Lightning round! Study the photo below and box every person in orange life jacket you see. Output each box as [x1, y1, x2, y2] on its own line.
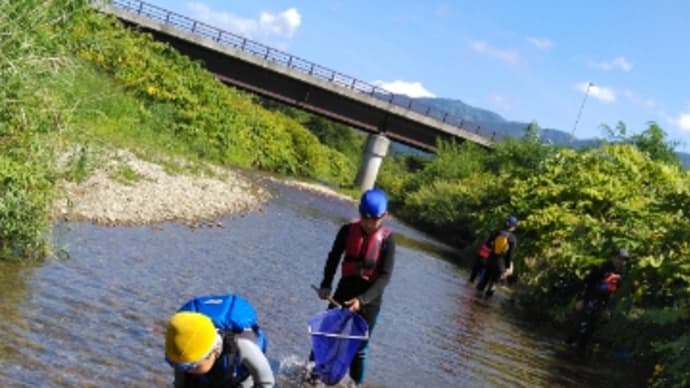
[474, 215, 518, 297]
[565, 249, 630, 350]
[309, 188, 396, 386]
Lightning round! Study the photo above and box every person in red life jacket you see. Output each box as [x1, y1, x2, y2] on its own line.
[307, 188, 396, 387]
[565, 248, 631, 352]
[474, 215, 518, 297]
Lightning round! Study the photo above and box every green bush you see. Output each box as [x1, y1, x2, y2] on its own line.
[380, 128, 690, 385]
[0, 152, 55, 260]
[0, 0, 74, 260]
[509, 145, 690, 385]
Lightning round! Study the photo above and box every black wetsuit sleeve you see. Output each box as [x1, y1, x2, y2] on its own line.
[358, 234, 396, 305]
[579, 264, 605, 300]
[320, 224, 350, 289]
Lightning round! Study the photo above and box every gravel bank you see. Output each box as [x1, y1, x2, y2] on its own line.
[52, 149, 270, 226]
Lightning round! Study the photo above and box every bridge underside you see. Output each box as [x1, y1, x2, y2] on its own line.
[121, 21, 487, 153]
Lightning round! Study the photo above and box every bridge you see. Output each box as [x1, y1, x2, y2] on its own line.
[99, 0, 497, 190]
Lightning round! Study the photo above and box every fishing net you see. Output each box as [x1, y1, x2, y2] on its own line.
[308, 309, 369, 385]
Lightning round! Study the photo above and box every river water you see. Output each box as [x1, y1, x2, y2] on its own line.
[0, 178, 619, 387]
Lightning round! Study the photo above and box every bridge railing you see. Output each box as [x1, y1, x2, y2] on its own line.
[110, 0, 495, 141]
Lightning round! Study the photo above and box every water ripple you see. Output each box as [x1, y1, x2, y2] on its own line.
[0, 179, 618, 387]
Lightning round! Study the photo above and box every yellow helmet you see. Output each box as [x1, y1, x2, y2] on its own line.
[165, 311, 217, 364]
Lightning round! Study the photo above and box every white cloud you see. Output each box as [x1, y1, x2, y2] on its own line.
[587, 56, 633, 72]
[576, 82, 616, 103]
[469, 40, 521, 64]
[371, 80, 435, 98]
[676, 108, 690, 131]
[527, 37, 553, 50]
[258, 8, 301, 38]
[186, 2, 301, 44]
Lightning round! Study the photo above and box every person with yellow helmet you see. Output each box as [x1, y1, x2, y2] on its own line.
[473, 215, 518, 298]
[165, 294, 275, 387]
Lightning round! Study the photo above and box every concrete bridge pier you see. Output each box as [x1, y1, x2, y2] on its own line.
[355, 133, 391, 191]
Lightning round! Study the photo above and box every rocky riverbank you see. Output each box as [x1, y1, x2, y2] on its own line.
[52, 148, 356, 226]
[52, 149, 270, 226]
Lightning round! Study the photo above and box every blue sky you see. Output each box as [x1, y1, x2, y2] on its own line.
[145, 0, 690, 149]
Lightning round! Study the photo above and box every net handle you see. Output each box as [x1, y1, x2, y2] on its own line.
[311, 284, 342, 308]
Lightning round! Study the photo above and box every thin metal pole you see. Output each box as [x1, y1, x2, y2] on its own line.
[572, 82, 594, 138]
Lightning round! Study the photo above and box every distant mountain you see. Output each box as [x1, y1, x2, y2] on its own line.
[413, 97, 689, 167]
[414, 97, 506, 123]
[415, 97, 589, 146]
[680, 152, 690, 167]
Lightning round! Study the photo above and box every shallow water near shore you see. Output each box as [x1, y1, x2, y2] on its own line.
[0, 178, 625, 387]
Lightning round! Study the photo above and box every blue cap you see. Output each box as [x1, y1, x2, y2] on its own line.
[505, 215, 518, 228]
[359, 189, 388, 218]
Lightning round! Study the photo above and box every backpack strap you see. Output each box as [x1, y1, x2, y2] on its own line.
[197, 331, 243, 388]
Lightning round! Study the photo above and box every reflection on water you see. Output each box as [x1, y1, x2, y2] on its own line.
[0, 178, 621, 387]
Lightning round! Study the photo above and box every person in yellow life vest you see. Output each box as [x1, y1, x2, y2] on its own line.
[474, 215, 518, 297]
[565, 249, 631, 352]
[307, 188, 396, 387]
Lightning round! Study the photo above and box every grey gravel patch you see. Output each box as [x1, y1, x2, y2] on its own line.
[53, 149, 270, 226]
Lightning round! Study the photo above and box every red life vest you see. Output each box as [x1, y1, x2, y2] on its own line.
[341, 221, 390, 282]
[599, 272, 621, 294]
[477, 243, 491, 260]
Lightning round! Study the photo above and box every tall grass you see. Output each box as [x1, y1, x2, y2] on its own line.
[0, 0, 75, 260]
